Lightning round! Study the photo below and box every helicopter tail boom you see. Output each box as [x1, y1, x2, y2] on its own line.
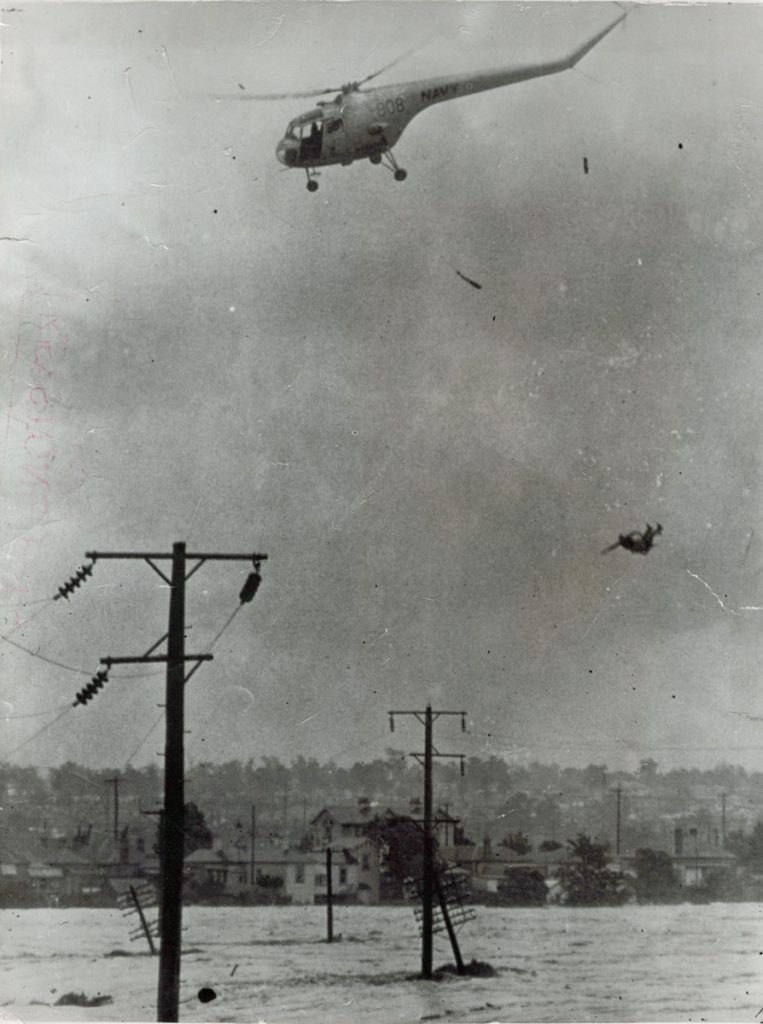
[395, 8, 626, 119]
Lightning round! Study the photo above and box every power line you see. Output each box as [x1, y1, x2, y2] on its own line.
[2, 706, 74, 758]
[0, 597, 55, 609]
[2, 585, 246, 681]
[0, 628, 170, 682]
[2, 703, 72, 720]
[203, 604, 242, 653]
[1, 602, 250, 768]
[124, 712, 163, 770]
[0, 631, 94, 676]
[1, 597, 57, 631]
[114, 603, 245, 766]
[468, 730, 763, 754]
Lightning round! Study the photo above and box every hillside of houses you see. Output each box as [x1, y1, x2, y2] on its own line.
[2, 755, 763, 907]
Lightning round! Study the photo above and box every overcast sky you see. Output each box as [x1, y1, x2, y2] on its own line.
[2, 1, 762, 775]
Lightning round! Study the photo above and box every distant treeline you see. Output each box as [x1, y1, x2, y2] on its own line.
[3, 754, 761, 850]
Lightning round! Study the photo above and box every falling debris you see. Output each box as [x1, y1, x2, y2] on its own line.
[602, 523, 663, 555]
[238, 83, 245, 90]
[583, 156, 589, 174]
[456, 270, 482, 290]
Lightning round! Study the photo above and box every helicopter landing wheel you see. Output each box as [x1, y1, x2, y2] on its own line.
[369, 154, 382, 165]
[381, 146, 407, 182]
[306, 179, 319, 192]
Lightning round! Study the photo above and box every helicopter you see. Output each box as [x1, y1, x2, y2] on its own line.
[239, 7, 626, 190]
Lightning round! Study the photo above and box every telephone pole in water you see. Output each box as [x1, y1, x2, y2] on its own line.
[388, 704, 466, 979]
[106, 775, 120, 846]
[86, 542, 267, 1022]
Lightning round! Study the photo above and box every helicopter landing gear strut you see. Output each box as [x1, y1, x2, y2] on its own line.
[305, 168, 319, 192]
[379, 147, 407, 181]
[372, 143, 407, 181]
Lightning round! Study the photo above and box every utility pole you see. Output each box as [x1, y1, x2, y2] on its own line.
[615, 784, 622, 857]
[250, 804, 256, 887]
[106, 775, 120, 846]
[87, 543, 267, 1023]
[388, 705, 466, 980]
[423, 705, 433, 973]
[325, 846, 334, 942]
[433, 871, 464, 974]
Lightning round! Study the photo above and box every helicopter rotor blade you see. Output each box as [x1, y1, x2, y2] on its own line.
[220, 45, 420, 101]
[355, 47, 419, 89]
[217, 86, 343, 101]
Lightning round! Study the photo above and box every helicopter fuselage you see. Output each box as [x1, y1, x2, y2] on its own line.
[274, 10, 626, 184]
[276, 75, 485, 170]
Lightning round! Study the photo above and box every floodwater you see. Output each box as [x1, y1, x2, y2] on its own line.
[1, 902, 761, 1023]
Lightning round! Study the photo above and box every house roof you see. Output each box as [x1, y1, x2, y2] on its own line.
[442, 844, 482, 864]
[441, 842, 569, 867]
[672, 850, 737, 864]
[37, 846, 91, 868]
[185, 847, 238, 865]
[327, 835, 374, 852]
[28, 865, 64, 879]
[311, 804, 451, 830]
[89, 835, 128, 865]
[618, 848, 737, 865]
[0, 839, 91, 869]
[277, 850, 323, 864]
[0, 843, 31, 866]
[310, 806, 375, 827]
[185, 845, 322, 867]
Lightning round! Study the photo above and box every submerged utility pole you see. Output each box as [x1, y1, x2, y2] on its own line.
[388, 705, 466, 979]
[86, 543, 267, 1022]
[326, 846, 334, 942]
[283, 778, 290, 839]
[250, 804, 256, 886]
[106, 775, 120, 846]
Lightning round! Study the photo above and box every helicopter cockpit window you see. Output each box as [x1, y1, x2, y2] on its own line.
[325, 118, 343, 135]
[298, 119, 323, 160]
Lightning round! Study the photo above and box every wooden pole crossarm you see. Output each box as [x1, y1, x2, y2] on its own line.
[86, 550, 268, 586]
[101, 654, 214, 665]
[145, 559, 172, 585]
[144, 634, 170, 658]
[410, 751, 464, 760]
[182, 659, 208, 686]
[389, 709, 466, 716]
[184, 558, 207, 582]
[86, 550, 269, 561]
